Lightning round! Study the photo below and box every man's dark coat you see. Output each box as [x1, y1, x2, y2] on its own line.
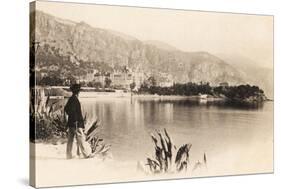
[64, 95, 84, 128]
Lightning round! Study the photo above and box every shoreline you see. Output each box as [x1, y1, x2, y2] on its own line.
[71, 91, 225, 101]
[38, 86, 272, 103]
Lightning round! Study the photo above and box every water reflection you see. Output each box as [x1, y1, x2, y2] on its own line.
[73, 98, 273, 161]
[138, 99, 266, 111]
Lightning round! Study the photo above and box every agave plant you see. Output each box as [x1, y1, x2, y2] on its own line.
[32, 95, 68, 142]
[84, 119, 111, 157]
[32, 93, 110, 157]
[145, 129, 207, 174]
[175, 143, 192, 172]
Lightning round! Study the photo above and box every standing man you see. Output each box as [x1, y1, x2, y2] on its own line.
[64, 83, 91, 159]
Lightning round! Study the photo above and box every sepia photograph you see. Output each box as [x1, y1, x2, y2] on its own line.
[29, 1, 273, 188]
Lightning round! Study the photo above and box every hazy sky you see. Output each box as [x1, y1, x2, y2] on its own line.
[36, 1, 273, 68]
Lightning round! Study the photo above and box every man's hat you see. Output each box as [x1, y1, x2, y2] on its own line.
[70, 83, 81, 93]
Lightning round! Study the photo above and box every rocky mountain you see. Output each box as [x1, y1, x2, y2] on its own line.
[144, 40, 179, 51]
[32, 10, 247, 86]
[218, 54, 273, 98]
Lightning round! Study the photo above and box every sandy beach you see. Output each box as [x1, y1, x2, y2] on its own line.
[31, 136, 273, 188]
[31, 142, 196, 187]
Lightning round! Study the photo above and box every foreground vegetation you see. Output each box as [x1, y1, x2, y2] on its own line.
[144, 129, 206, 174]
[138, 82, 267, 103]
[30, 94, 110, 156]
[30, 95, 67, 142]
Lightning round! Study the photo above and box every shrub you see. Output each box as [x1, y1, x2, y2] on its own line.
[144, 129, 206, 174]
[31, 93, 110, 156]
[32, 95, 68, 142]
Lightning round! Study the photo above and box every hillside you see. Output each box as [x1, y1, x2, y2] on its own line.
[218, 54, 273, 98]
[32, 10, 246, 86]
[144, 40, 179, 51]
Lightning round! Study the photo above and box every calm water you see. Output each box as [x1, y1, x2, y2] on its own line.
[79, 97, 273, 172]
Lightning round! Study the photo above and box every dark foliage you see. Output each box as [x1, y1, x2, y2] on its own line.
[32, 95, 67, 142]
[139, 82, 267, 104]
[31, 95, 110, 156]
[139, 82, 212, 96]
[146, 129, 206, 174]
[213, 84, 266, 102]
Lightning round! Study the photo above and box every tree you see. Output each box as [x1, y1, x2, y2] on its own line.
[93, 81, 102, 89]
[130, 82, 136, 91]
[104, 77, 112, 88]
[221, 84, 265, 101]
[39, 75, 64, 86]
[87, 81, 94, 88]
[147, 76, 157, 87]
[139, 82, 149, 93]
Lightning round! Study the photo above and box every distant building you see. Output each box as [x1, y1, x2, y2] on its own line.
[78, 65, 147, 90]
[132, 72, 145, 89]
[107, 65, 147, 90]
[159, 81, 174, 87]
[78, 69, 104, 83]
[110, 70, 133, 89]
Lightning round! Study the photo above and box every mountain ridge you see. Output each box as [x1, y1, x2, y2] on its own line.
[33, 10, 248, 87]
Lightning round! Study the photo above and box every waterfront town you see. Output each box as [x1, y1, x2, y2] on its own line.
[35, 63, 175, 91]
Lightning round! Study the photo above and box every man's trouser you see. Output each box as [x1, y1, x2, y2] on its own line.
[66, 126, 90, 159]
